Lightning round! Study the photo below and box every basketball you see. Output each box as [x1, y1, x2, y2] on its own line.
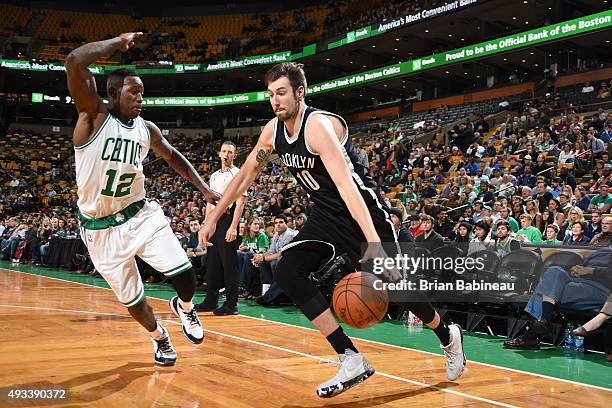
[333, 271, 388, 329]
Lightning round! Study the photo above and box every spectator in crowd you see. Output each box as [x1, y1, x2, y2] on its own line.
[294, 213, 307, 231]
[185, 218, 207, 283]
[543, 224, 562, 245]
[252, 215, 297, 306]
[408, 214, 424, 238]
[414, 215, 444, 249]
[493, 220, 520, 256]
[469, 220, 492, 254]
[388, 207, 412, 242]
[434, 208, 455, 240]
[454, 221, 472, 243]
[1, 217, 27, 261]
[563, 220, 590, 245]
[590, 216, 612, 246]
[504, 247, 611, 350]
[589, 184, 612, 213]
[237, 216, 270, 298]
[516, 214, 542, 243]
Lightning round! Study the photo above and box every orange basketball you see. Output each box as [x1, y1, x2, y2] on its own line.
[332, 271, 388, 328]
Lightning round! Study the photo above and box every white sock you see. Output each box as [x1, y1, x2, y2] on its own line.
[150, 323, 165, 340]
[179, 299, 193, 312]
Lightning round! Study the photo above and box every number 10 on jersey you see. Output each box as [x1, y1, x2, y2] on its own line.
[295, 170, 320, 191]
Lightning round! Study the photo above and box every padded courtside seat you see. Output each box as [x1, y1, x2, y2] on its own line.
[542, 251, 584, 269]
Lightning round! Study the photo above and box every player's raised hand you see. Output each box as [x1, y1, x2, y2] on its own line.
[118, 32, 143, 52]
[198, 220, 216, 247]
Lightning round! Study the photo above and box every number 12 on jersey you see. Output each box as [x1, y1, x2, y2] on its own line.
[101, 169, 136, 197]
[295, 170, 320, 191]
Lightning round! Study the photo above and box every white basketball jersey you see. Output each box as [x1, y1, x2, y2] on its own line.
[74, 113, 150, 218]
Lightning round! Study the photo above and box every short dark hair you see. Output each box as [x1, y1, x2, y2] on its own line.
[474, 220, 491, 234]
[106, 68, 140, 92]
[264, 62, 307, 92]
[420, 214, 434, 223]
[546, 224, 559, 233]
[274, 214, 287, 223]
[496, 220, 510, 230]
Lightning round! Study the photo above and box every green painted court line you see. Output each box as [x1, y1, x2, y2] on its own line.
[2, 261, 610, 389]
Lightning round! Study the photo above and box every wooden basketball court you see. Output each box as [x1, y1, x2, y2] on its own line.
[1, 267, 611, 407]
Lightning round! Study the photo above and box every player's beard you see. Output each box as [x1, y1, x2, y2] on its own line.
[275, 94, 299, 121]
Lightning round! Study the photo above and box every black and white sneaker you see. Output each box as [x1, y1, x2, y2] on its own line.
[151, 325, 176, 366]
[169, 296, 204, 344]
[316, 350, 375, 398]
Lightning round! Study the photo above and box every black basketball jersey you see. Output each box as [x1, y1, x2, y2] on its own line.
[273, 106, 382, 215]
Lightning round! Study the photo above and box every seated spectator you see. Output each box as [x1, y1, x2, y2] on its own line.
[543, 224, 562, 245]
[586, 211, 603, 239]
[498, 206, 519, 232]
[185, 218, 207, 284]
[39, 217, 59, 265]
[493, 220, 520, 256]
[587, 132, 605, 159]
[408, 214, 424, 238]
[589, 184, 612, 214]
[20, 219, 39, 263]
[454, 221, 472, 243]
[504, 247, 611, 350]
[238, 217, 270, 297]
[414, 215, 444, 250]
[590, 216, 612, 246]
[252, 215, 297, 306]
[294, 213, 307, 231]
[434, 208, 455, 240]
[600, 124, 612, 143]
[516, 214, 543, 243]
[575, 186, 592, 212]
[596, 82, 610, 99]
[388, 207, 412, 242]
[558, 144, 576, 164]
[468, 220, 492, 254]
[563, 220, 590, 245]
[582, 82, 595, 93]
[1, 217, 27, 262]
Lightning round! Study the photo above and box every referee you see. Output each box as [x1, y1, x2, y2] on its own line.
[195, 141, 246, 315]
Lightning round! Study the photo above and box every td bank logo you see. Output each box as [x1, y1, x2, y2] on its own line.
[32, 93, 43, 103]
[174, 64, 184, 72]
[412, 60, 422, 71]
[257, 92, 267, 101]
[347, 31, 355, 42]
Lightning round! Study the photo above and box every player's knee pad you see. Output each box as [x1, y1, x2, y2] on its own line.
[171, 267, 197, 301]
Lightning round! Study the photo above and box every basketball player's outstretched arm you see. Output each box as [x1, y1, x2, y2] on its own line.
[66, 33, 142, 143]
[147, 121, 220, 204]
[199, 120, 274, 246]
